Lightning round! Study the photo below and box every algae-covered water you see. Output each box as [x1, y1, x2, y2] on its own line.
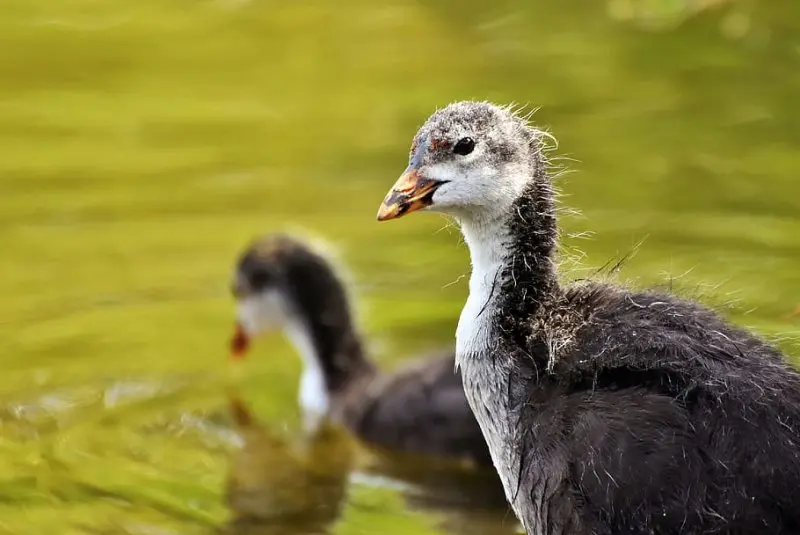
[1, 0, 799, 533]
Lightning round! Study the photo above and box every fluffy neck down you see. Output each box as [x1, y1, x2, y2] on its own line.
[456, 179, 561, 367]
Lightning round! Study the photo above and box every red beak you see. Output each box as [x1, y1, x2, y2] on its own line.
[230, 322, 250, 360]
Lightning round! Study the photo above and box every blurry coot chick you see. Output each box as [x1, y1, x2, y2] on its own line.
[228, 233, 492, 468]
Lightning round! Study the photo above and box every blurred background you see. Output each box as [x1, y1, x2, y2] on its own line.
[1, 0, 799, 533]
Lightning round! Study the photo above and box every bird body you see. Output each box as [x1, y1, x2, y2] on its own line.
[377, 101, 800, 534]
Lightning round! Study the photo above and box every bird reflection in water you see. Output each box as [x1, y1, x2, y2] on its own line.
[222, 395, 522, 535]
[222, 393, 354, 535]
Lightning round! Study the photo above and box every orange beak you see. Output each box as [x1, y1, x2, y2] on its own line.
[230, 321, 250, 360]
[376, 169, 447, 221]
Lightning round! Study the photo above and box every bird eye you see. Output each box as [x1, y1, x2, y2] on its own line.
[453, 137, 475, 156]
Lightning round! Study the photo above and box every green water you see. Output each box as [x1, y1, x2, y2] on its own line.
[2, 0, 799, 533]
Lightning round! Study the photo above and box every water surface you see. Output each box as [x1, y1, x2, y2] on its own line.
[1, 0, 799, 533]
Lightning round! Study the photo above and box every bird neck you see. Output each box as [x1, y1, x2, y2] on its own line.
[456, 179, 560, 369]
[498, 179, 561, 342]
[280, 278, 374, 429]
[453, 179, 561, 507]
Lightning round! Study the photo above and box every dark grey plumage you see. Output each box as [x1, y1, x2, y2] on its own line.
[378, 101, 800, 535]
